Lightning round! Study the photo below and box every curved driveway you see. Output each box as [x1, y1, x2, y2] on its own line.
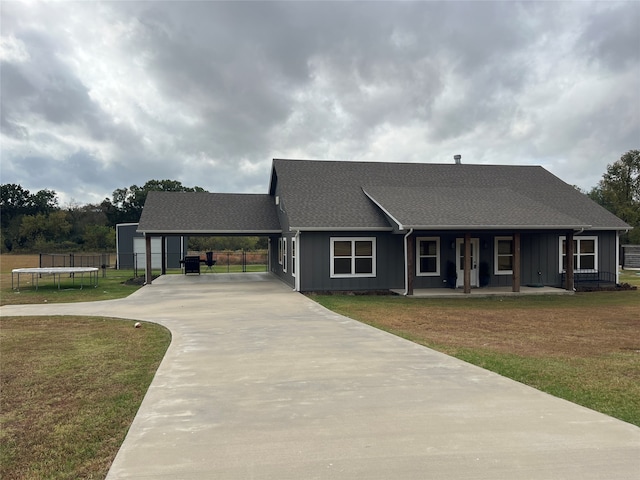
[2, 273, 639, 479]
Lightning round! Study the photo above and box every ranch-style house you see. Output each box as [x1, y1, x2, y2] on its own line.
[137, 158, 630, 294]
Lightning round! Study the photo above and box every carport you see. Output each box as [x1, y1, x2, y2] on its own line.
[137, 191, 281, 285]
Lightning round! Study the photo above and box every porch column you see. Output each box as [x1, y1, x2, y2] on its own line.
[406, 233, 415, 296]
[512, 232, 521, 292]
[463, 233, 471, 294]
[145, 234, 153, 285]
[565, 231, 574, 291]
[161, 235, 166, 275]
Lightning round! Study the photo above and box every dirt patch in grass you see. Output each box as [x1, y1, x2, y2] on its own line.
[361, 302, 640, 358]
[318, 293, 640, 359]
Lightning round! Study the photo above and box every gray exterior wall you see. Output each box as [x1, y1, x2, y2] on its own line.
[519, 230, 617, 287]
[165, 236, 184, 269]
[298, 231, 405, 292]
[270, 233, 295, 289]
[269, 184, 295, 288]
[116, 224, 139, 269]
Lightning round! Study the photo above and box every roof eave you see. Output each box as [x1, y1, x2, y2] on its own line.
[289, 226, 394, 232]
[586, 226, 632, 231]
[401, 224, 593, 231]
[138, 229, 283, 235]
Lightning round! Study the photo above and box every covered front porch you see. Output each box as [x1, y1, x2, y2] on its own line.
[404, 230, 581, 295]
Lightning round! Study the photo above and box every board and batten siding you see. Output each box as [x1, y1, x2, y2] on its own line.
[298, 231, 404, 292]
[520, 231, 617, 287]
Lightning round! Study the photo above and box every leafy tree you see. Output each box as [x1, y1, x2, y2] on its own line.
[30, 189, 58, 215]
[0, 184, 60, 251]
[0, 184, 58, 225]
[19, 211, 71, 250]
[83, 225, 116, 251]
[105, 180, 207, 224]
[66, 202, 110, 246]
[0, 184, 32, 229]
[589, 150, 640, 244]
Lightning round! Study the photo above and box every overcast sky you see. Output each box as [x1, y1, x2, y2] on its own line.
[1, 1, 638, 206]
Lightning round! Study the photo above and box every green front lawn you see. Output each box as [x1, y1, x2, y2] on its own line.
[1, 316, 171, 479]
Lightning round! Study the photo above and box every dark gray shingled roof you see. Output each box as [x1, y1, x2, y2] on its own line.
[270, 159, 630, 231]
[138, 192, 281, 234]
[362, 186, 588, 229]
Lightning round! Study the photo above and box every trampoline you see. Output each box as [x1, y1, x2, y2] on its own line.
[12, 267, 99, 291]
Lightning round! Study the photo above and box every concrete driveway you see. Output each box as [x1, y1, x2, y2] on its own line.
[2, 273, 639, 479]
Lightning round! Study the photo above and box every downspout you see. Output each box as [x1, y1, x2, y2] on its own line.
[403, 228, 414, 296]
[294, 230, 301, 292]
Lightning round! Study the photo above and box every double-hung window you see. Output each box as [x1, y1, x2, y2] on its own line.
[416, 237, 440, 276]
[330, 237, 376, 278]
[291, 237, 296, 276]
[494, 236, 513, 275]
[282, 237, 287, 273]
[559, 236, 598, 272]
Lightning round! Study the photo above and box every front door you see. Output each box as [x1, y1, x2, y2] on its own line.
[456, 238, 480, 288]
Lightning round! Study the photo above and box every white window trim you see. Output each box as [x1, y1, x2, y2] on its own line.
[416, 236, 440, 277]
[559, 236, 598, 273]
[278, 237, 283, 265]
[282, 237, 287, 273]
[494, 236, 513, 275]
[291, 237, 296, 277]
[330, 237, 376, 278]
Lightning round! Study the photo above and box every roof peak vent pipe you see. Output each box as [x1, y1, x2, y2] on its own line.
[454, 154, 462, 165]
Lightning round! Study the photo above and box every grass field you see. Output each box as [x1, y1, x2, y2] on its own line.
[0, 254, 144, 306]
[0, 316, 171, 480]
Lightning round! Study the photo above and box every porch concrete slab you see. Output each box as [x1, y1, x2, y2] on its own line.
[394, 285, 573, 298]
[1, 273, 638, 479]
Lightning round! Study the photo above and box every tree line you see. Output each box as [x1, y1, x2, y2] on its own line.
[0, 180, 266, 253]
[1, 150, 638, 254]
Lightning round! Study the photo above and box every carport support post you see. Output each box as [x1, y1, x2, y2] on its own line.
[145, 234, 153, 285]
[161, 236, 166, 275]
[566, 231, 574, 291]
[463, 233, 471, 294]
[512, 233, 521, 292]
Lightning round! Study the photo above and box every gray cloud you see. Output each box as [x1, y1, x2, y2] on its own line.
[580, 2, 640, 71]
[1, 1, 638, 206]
